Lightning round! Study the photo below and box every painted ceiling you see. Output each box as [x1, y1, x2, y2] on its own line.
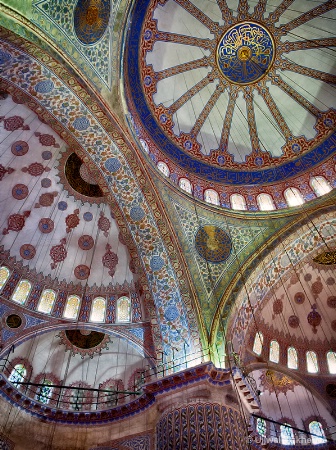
[125, 0, 336, 202]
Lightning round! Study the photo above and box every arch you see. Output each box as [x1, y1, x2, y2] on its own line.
[256, 417, 266, 437]
[37, 289, 56, 314]
[230, 194, 247, 210]
[117, 296, 131, 323]
[63, 295, 81, 320]
[0, 266, 10, 292]
[253, 332, 263, 355]
[204, 189, 219, 205]
[287, 347, 298, 370]
[309, 421, 327, 444]
[326, 351, 336, 374]
[257, 193, 275, 211]
[12, 280, 32, 305]
[284, 187, 304, 207]
[90, 297, 106, 322]
[280, 423, 295, 445]
[179, 178, 192, 194]
[99, 378, 125, 408]
[269, 340, 280, 363]
[310, 176, 332, 197]
[36, 380, 53, 405]
[306, 351, 319, 373]
[157, 161, 170, 177]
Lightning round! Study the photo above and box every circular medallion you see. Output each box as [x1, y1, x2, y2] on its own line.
[74, 264, 90, 280]
[195, 225, 232, 263]
[217, 22, 274, 85]
[74, 0, 111, 45]
[20, 244, 36, 260]
[6, 314, 22, 329]
[288, 315, 300, 328]
[83, 212, 93, 221]
[294, 292, 305, 305]
[12, 184, 28, 200]
[38, 218, 54, 234]
[78, 235, 94, 250]
[41, 178, 52, 188]
[11, 141, 29, 156]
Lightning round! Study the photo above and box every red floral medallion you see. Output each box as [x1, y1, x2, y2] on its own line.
[74, 264, 90, 280]
[12, 184, 28, 200]
[50, 238, 67, 269]
[0, 115, 30, 131]
[3, 211, 30, 234]
[65, 209, 80, 233]
[22, 162, 50, 177]
[34, 131, 60, 147]
[98, 211, 111, 237]
[102, 244, 119, 277]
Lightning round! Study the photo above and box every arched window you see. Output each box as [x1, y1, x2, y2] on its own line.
[327, 351, 336, 374]
[37, 289, 56, 314]
[12, 279, 31, 305]
[8, 364, 26, 388]
[157, 161, 170, 177]
[257, 193, 275, 211]
[230, 194, 247, 210]
[0, 266, 10, 292]
[280, 423, 295, 445]
[284, 187, 304, 207]
[36, 380, 53, 404]
[72, 388, 85, 411]
[287, 347, 298, 370]
[204, 189, 219, 205]
[256, 417, 266, 436]
[90, 297, 106, 322]
[253, 332, 263, 355]
[309, 421, 327, 444]
[306, 351, 319, 373]
[117, 296, 131, 323]
[269, 340, 280, 363]
[63, 295, 81, 319]
[310, 176, 332, 197]
[179, 178, 192, 194]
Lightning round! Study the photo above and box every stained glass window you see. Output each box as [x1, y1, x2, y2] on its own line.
[36, 380, 53, 404]
[0, 266, 10, 292]
[105, 389, 118, 407]
[231, 194, 247, 210]
[117, 296, 131, 322]
[310, 176, 332, 197]
[269, 340, 280, 363]
[253, 332, 263, 355]
[12, 280, 31, 305]
[179, 178, 192, 194]
[306, 351, 319, 373]
[63, 295, 81, 319]
[280, 424, 295, 445]
[8, 364, 26, 388]
[204, 189, 219, 205]
[309, 421, 327, 444]
[72, 388, 84, 410]
[284, 187, 304, 207]
[90, 297, 106, 322]
[287, 347, 298, 370]
[37, 289, 56, 314]
[256, 417, 266, 436]
[157, 161, 170, 177]
[327, 351, 336, 374]
[257, 193, 275, 211]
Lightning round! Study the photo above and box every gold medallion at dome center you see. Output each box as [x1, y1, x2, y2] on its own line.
[237, 46, 251, 61]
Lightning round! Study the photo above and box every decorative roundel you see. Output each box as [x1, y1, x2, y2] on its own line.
[105, 158, 121, 173]
[74, 264, 90, 280]
[311, 277, 323, 295]
[11, 140, 28, 156]
[150, 255, 164, 271]
[20, 244, 36, 260]
[73, 116, 90, 131]
[288, 315, 300, 329]
[327, 296, 336, 309]
[12, 184, 28, 200]
[164, 305, 180, 322]
[195, 225, 232, 263]
[304, 273, 312, 282]
[34, 79, 54, 94]
[217, 22, 274, 85]
[6, 314, 22, 329]
[83, 211, 93, 221]
[41, 178, 52, 188]
[78, 235, 94, 251]
[74, 0, 111, 45]
[326, 277, 335, 285]
[42, 150, 52, 160]
[58, 201, 68, 211]
[294, 292, 305, 305]
[38, 218, 54, 234]
[130, 206, 145, 222]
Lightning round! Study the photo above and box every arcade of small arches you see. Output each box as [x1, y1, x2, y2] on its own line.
[156, 160, 333, 210]
[252, 332, 336, 375]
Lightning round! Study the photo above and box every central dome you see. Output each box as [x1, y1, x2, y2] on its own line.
[217, 22, 275, 85]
